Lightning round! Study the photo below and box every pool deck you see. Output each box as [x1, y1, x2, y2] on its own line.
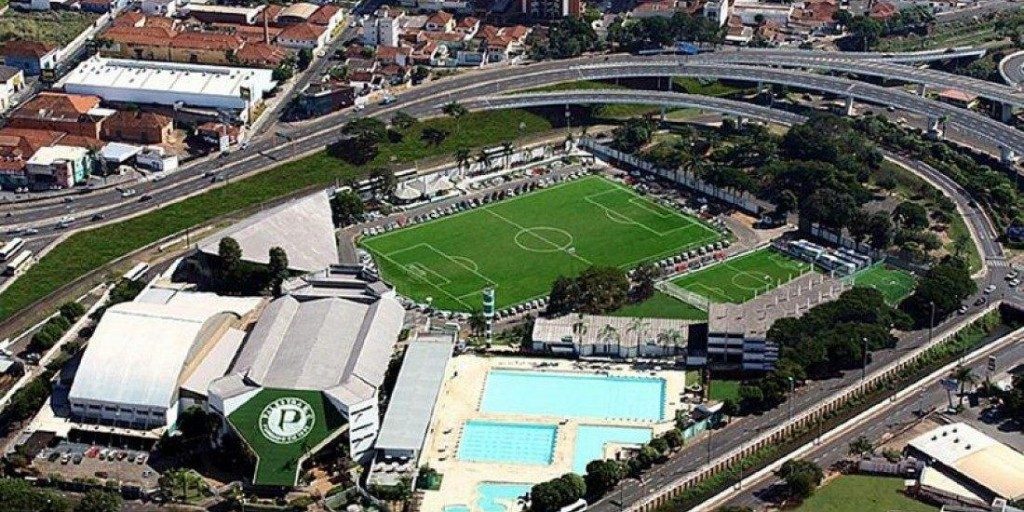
[419, 355, 689, 512]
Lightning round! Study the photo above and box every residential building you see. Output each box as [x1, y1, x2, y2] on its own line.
[185, 4, 264, 25]
[0, 127, 65, 189]
[8, 92, 106, 139]
[308, 4, 345, 35]
[938, 88, 979, 109]
[296, 80, 356, 117]
[704, 0, 730, 26]
[196, 122, 242, 150]
[424, 11, 455, 32]
[0, 41, 59, 76]
[277, 22, 329, 50]
[25, 145, 92, 189]
[731, 0, 794, 25]
[276, 2, 320, 24]
[0, 65, 25, 112]
[363, 8, 403, 47]
[521, 0, 582, 19]
[100, 110, 174, 145]
[632, 0, 678, 19]
[62, 56, 277, 123]
[141, 0, 177, 16]
[135, 146, 179, 172]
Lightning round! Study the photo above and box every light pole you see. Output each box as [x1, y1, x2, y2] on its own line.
[861, 337, 868, 382]
[928, 300, 935, 344]
[706, 427, 713, 467]
[787, 376, 795, 424]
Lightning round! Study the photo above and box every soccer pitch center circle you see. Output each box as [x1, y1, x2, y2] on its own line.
[258, 397, 316, 445]
[513, 227, 575, 253]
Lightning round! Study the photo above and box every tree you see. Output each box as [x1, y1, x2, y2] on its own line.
[59, 301, 86, 322]
[330, 190, 364, 226]
[848, 435, 873, 456]
[530, 473, 585, 512]
[0, 478, 71, 512]
[454, 147, 471, 172]
[952, 365, 978, 407]
[297, 48, 313, 70]
[611, 118, 656, 153]
[574, 266, 631, 314]
[777, 459, 823, 500]
[501, 141, 515, 169]
[218, 236, 243, 287]
[631, 263, 660, 302]
[421, 126, 449, 146]
[442, 101, 468, 119]
[391, 110, 418, 130]
[893, 201, 929, 230]
[775, 189, 798, 218]
[900, 257, 976, 327]
[468, 309, 487, 336]
[370, 167, 398, 199]
[532, 16, 601, 59]
[584, 460, 622, 498]
[663, 429, 684, 449]
[411, 65, 430, 84]
[268, 247, 289, 297]
[722, 398, 740, 420]
[800, 188, 858, 231]
[74, 490, 122, 512]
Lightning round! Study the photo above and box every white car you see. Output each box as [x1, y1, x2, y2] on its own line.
[984, 284, 997, 294]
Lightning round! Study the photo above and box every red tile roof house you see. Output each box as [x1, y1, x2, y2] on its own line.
[869, 1, 897, 20]
[0, 127, 66, 189]
[100, 110, 174, 145]
[376, 45, 413, 67]
[276, 22, 329, 50]
[8, 92, 106, 138]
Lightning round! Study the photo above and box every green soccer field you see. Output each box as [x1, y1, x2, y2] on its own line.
[361, 175, 724, 311]
[668, 247, 812, 304]
[852, 264, 917, 305]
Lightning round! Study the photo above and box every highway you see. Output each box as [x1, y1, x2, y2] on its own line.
[1000, 49, 1024, 87]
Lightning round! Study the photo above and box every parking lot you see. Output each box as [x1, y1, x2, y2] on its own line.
[33, 441, 159, 489]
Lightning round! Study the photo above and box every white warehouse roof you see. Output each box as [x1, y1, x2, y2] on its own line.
[69, 292, 261, 412]
[61, 56, 276, 112]
[909, 422, 1024, 501]
[198, 191, 339, 272]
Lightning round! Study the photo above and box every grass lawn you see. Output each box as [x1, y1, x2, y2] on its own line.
[672, 77, 746, 97]
[668, 248, 812, 304]
[0, 110, 553, 325]
[0, 9, 100, 47]
[794, 475, 937, 512]
[227, 388, 346, 486]
[707, 379, 741, 402]
[947, 214, 982, 274]
[852, 264, 916, 305]
[611, 291, 708, 321]
[361, 175, 723, 311]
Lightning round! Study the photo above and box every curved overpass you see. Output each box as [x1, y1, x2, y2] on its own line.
[1000, 50, 1024, 87]
[699, 50, 1024, 108]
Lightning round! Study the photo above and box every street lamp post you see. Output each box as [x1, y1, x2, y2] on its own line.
[928, 300, 935, 344]
[787, 376, 795, 424]
[861, 336, 868, 382]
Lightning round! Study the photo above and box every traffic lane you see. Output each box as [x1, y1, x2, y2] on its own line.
[723, 339, 1024, 509]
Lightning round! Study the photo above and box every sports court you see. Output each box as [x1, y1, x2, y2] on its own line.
[852, 264, 916, 305]
[668, 247, 812, 304]
[361, 175, 723, 311]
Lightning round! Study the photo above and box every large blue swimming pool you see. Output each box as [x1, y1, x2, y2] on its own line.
[572, 425, 652, 474]
[480, 370, 665, 421]
[458, 420, 557, 465]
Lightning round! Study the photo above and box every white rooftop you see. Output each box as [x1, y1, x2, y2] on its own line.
[198, 191, 339, 272]
[69, 291, 261, 411]
[62, 55, 276, 100]
[909, 423, 1024, 500]
[27, 145, 89, 166]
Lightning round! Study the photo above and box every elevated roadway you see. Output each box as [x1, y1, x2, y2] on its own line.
[999, 49, 1024, 87]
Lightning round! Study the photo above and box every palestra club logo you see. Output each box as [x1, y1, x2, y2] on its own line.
[258, 397, 315, 444]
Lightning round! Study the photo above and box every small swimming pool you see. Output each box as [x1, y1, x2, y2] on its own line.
[481, 369, 665, 421]
[444, 506, 471, 512]
[476, 482, 531, 512]
[458, 420, 557, 465]
[572, 425, 652, 474]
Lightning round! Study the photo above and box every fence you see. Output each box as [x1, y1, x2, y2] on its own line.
[656, 280, 711, 311]
[578, 138, 763, 215]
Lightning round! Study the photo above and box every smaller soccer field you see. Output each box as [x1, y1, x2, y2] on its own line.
[668, 247, 812, 304]
[361, 175, 724, 311]
[852, 264, 916, 305]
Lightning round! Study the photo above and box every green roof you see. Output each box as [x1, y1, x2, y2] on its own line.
[227, 388, 346, 486]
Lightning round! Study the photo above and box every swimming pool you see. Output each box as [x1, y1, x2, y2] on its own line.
[458, 420, 557, 465]
[476, 482, 531, 512]
[572, 425, 652, 474]
[480, 370, 666, 421]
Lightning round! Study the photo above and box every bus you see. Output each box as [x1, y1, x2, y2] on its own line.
[122, 262, 150, 282]
[0, 238, 25, 261]
[3, 250, 33, 276]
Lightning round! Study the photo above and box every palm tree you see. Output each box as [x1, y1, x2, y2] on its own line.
[442, 100, 468, 119]
[572, 313, 588, 353]
[476, 149, 491, 172]
[501, 141, 515, 169]
[454, 148, 471, 173]
[598, 324, 618, 356]
[626, 318, 649, 358]
[952, 365, 978, 407]
[662, 329, 683, 356]
[468, 309, 487, 337]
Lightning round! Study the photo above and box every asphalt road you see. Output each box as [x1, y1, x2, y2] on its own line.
[1000, 50, 1024, 87]
[720, 331, 1024, 510]
[2, 48, 1016, 238]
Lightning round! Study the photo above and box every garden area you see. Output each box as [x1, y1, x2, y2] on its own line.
[0, 9, 99, 47]
[794, 474, 937, 512]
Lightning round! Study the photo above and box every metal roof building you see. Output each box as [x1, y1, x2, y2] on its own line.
[198, 191, 339, 272]
[374, 337, 453, 459]
[68, 290, 261, 430]
[908, 422, 1024, 502]
[61, 56, 276, 121]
